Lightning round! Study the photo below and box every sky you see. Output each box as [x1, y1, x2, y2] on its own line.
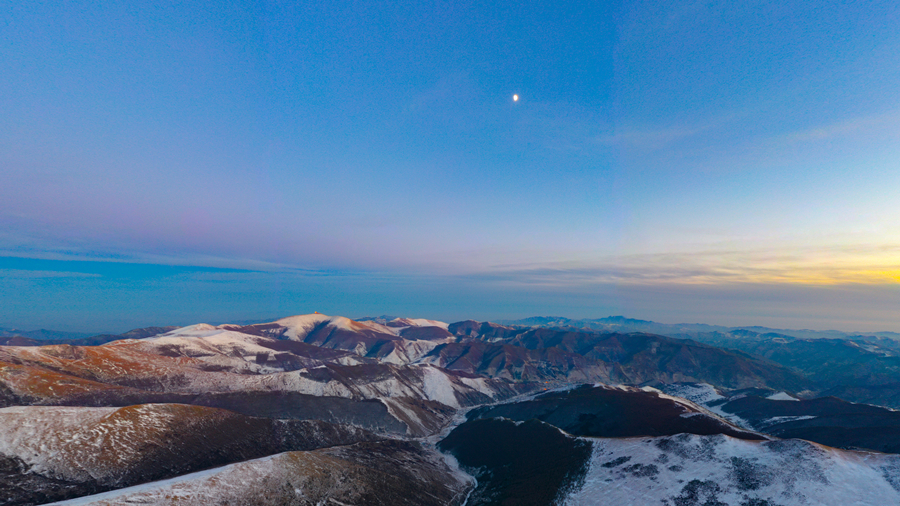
[2, 0, 899, 332]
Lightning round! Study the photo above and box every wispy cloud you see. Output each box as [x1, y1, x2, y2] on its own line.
[0, 269, 101, 279]
[784, 110, 900, 143]
[465, 245, 900, 287]
[595, 123, 711, 151]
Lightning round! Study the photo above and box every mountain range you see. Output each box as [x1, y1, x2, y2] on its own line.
[2, 313, 900, 505]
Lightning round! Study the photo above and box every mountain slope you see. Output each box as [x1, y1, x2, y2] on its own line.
[441, 323, 811, 392]
[662, 382, 900, 454]
[0, 327, 176, 347]
[439, 416, 900, 506]
[501, 316, 900, 407]
[0, 321, 536, 436]
[0, 404, 379, 505]
[49, 441, 472, 506]
[4, 312, 900, 506]
[567, 434, 900, 506]
[467, 384, 764, 440]
[439, 418, 592, 506]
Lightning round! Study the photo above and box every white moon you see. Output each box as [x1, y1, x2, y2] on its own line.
[513, 94, 519, 102]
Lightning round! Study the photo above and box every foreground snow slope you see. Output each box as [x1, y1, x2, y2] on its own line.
[49, 440, 472, 506]
[564, 433, 900, 506]
[0, 404, 379, 497]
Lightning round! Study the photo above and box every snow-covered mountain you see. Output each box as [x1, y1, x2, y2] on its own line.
[0, 317, 534, 437]
[2, 312, 900, 505]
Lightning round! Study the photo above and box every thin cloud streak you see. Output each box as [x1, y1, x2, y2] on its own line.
[5, 240, 900, 287]
[468, 245, 900, 287]
[0, 269, 101, 279]
[4, 257, 899, 333]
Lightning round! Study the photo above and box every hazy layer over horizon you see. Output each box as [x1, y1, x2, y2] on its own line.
[2, 256, 897, 334]
[2, 1, 898, 331]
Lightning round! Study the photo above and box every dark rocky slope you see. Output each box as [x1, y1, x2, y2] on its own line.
[467, 384, 764, 440]
[438, 323, 811, 392]
[718, 393, 900, 453]
[439, 418, 592, 506]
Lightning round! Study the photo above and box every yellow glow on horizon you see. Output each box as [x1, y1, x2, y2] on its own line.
[485, 245, 900, 287]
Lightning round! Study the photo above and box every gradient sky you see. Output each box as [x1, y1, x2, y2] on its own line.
[2, 0, 899, 332]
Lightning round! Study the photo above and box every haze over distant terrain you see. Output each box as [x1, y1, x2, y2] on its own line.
[2, 0, 899, 330]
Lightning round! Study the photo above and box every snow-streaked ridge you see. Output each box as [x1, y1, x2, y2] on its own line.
[658, 382, 753, 430]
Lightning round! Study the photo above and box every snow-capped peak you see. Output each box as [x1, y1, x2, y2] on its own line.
[274, 313, 400, 339]
[388, 318, 450, 330]
[164, 323, 217, 335]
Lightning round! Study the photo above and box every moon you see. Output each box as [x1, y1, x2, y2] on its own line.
[513, 94, 519, 102]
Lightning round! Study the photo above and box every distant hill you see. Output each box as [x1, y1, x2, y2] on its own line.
[0, 327, 94, 341]
[0, 326, 177, 346]
[498, 316, 900, 340]
[501, 315, 900, 408]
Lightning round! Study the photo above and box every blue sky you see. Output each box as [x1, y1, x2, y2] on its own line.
[2, 0, 899, 332]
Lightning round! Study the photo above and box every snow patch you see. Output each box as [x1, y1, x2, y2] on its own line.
[659, 382, 725, 405]
[407, 318, 450, 330]
[274, 313, 334, 339]
[164, 323, 216, 334]
[759, 415, 817, 426]
[767, 391, 800, 401]
[422, 366, 461, 408]
[657, 383, 753, 430]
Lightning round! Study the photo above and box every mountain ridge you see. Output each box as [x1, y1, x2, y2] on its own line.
[4, 312, 900, 505]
